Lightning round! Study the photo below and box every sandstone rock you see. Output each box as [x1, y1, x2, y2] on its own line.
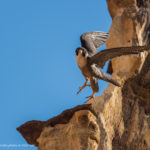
[107, 0, 150, 75]
[17, 104, 98, 147]
[37, 110, 100, 150]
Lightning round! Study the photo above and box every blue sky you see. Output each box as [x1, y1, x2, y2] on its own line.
[0, 0, 111, 149]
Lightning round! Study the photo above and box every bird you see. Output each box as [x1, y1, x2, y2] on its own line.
[75, 31, 150, 99]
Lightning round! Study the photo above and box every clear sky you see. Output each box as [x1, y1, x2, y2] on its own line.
[0, 0, 111, 149]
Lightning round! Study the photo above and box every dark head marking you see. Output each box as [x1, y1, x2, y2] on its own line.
[75, 47, 80, 56]
[75, 47, 87, 56]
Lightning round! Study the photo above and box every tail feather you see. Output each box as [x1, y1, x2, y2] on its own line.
[91, 64, 121, 87]
[104, 77, 121, 87]
[97, 68, 121, 87]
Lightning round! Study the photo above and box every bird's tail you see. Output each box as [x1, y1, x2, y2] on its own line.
[105, 77, 121, 87]
[98, 70, 121, 87]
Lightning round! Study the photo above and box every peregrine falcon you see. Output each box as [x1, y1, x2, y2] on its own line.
[75, 31, 150, 99]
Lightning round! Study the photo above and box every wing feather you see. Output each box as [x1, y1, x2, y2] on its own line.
[89, 46, 150, 68]
[80, 31, 109, 56]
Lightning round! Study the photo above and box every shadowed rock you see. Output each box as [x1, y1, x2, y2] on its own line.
[17, 104, 97, 146]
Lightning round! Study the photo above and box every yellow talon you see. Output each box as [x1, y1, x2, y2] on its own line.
[77, 80, 90, 94]
[85, 92, 95, 100]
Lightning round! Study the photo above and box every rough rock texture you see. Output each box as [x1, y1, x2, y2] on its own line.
[107, 0, 150, 74]
[17, 104, 96, 146]
[37, 110, 100, 150]
[17, 0, 150, 150]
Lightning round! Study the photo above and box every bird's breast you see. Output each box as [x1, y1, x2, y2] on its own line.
[76, 54, 87, 68]
[76, 55, 92, 78]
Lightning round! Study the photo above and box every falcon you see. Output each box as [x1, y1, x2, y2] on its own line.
[75, 31, 150, 99]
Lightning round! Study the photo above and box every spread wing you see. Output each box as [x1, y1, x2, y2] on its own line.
[89, 46, 150, 68]
[80, 31, 109, 56]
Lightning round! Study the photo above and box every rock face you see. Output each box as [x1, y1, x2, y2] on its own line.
[37, 110, 100, 150]
[17, 0, 150, 150]
[107, 0, 150, 74]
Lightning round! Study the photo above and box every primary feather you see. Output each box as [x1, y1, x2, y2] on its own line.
[80, 31, 109, 56]
[89, 46, 150, 68]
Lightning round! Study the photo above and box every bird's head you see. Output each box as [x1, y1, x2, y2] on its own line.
[75, 47, 88, 58]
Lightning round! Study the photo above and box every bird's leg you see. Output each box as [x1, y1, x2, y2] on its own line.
[77, 79, 90, 94]
[85, 92, 95, 100]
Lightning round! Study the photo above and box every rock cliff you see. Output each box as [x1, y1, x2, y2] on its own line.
[17, 0, 150, 150]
